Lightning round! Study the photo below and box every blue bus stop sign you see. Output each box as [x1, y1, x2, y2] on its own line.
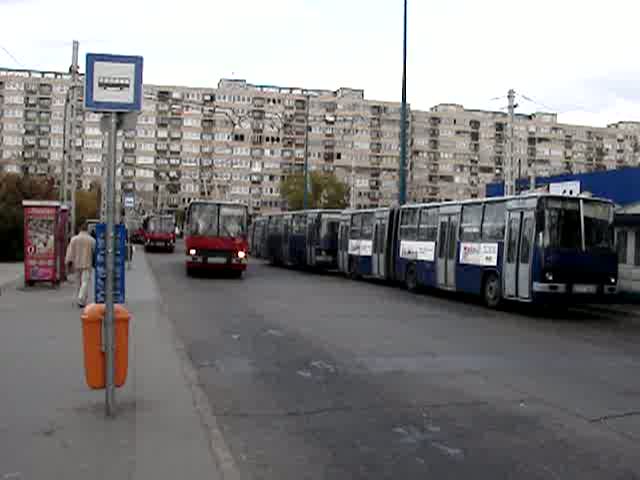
[94, 223, 126, 304]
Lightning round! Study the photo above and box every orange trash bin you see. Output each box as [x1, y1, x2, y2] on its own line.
[81, 303, 131, 389]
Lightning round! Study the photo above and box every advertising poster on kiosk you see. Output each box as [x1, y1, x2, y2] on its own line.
[23, 200, 60, 285]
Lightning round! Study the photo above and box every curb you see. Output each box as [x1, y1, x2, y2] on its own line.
[143, 251, 241, 480]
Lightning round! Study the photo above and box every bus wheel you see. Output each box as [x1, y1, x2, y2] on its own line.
[186, 266, 193, 277]
[405, 264, 419, 293]
[483, 273, 502, 309]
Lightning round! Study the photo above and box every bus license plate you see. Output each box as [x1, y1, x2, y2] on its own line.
[207, 257, 227, 264]
[574, 284, 596, 294]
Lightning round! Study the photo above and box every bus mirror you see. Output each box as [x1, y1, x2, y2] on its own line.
[538, 231, 543, 247]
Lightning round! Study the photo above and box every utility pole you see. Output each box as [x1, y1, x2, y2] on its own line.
[398, 0, 408, 205]
[70, 41, 79, 230]
[302, 94, 310, 210]
[507, 88, 516, 196]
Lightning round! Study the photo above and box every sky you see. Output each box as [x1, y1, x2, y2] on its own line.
[2, 0, 639, 127]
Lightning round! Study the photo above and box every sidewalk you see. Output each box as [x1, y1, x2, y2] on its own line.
[0, 262, 22, 289]
[0, 253, 221, 479]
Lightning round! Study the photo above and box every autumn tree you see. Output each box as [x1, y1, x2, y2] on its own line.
[75, 189, 101, 231]
[280, 171, 349, 211]
[0, 173, 58, 261]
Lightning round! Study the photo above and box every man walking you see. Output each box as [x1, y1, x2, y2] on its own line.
[65, 222, 96, 308]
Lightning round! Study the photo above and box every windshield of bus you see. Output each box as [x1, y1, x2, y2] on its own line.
[543, 198, 582, 250]
[148, 217, 174, 233]
[188, 204, 219, 236]
[219, 205, 247, 237]
[583, 200, 614, 252]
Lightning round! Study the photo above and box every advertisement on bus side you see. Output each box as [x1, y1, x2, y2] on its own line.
[399, 241, 436, 261]
[459, 242, 498, 267]
[348, 239, 373, 256]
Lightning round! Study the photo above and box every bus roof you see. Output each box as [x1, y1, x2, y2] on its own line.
[187, 200, 248, 208]
[402, 192, 614, 210]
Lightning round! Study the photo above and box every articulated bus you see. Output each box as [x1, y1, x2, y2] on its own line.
[255, 193, 617, 308]
[339, 193, 617, 307]
[248, 216, 269, 259]
[184, 200, 249, 277]
[263, 210, 342, 269]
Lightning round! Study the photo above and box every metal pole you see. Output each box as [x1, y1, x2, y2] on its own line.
[69, 41, 79, 232]
[302, 94, 310, 210]
[61, 91, 69, 204]
[507, 89, 516, 196]
[104, 112, 118, 417]
[398, 0, 408, 205]
[349, 117, 356, 209]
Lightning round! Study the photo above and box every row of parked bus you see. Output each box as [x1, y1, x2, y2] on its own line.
[249, 193, 619, 309]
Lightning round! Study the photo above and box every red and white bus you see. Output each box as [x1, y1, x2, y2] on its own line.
[184, 200, 249, 277]
[143, 214, 176, 252]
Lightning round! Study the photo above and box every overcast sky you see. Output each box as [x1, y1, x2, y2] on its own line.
[2, 0, 639, 127]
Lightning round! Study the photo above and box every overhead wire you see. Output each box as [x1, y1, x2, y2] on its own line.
[0, 45, 22, 67]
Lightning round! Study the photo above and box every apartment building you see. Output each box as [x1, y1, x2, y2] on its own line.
[1, 67, 639, 214]
[410, 104, 640, 202]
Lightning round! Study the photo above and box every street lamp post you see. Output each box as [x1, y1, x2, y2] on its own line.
[303, 94, 311, 210]
[398, 0, 408, 206]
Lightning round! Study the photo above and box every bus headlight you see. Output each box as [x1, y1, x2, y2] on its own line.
[189, 248, 196, 256]
[237, 250, 246, 259]
[545, 272, 554, 282]
[609, 276, 617, 284]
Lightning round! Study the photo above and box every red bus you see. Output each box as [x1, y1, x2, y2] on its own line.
[143, 214, 176, 252]
[184, 200, 248, 277]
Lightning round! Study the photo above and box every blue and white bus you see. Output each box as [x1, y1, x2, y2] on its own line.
[339, 193, 617, 308]
[337, 208, 399, 280]
[263, 210, 342, 269]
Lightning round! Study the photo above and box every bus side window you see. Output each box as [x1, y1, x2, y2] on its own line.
[362, 213, 374, 240]
[418, 208, 438, 241]
[438, 220, 448, 258]
[460, 204, 482, 242]
[520, 217, 534, 262]
[400, 209, 418, 240]
[482, 202, 506, 241]
[351, 214, 362, 240]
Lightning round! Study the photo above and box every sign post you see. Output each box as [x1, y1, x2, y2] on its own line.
[85, 53, 143, 417]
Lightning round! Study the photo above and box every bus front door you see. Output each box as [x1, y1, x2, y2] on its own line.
[372, 218, 387, 278]
[504, 210, 534, 300]
[437, 214, 458, 290]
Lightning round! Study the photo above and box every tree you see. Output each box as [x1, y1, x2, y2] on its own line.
[280, 171, 349, 210]
[0, 172, 58, 261]
[75, 189, 100, 231]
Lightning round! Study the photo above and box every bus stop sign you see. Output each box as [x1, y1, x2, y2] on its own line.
[84, 54, 143, 112]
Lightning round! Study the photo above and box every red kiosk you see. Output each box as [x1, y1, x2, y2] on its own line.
[22, 200, 68, 287]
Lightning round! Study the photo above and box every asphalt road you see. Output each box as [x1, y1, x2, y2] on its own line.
[147, 245, 640, 480]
